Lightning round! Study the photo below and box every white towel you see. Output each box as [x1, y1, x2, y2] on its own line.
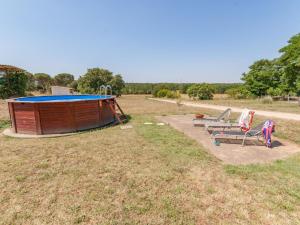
[238, 108, 250, 129]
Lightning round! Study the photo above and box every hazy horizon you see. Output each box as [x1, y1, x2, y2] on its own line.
[1, 0, 300, 83]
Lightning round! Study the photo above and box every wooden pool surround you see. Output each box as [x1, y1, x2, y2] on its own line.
[7, 97, 117, 135]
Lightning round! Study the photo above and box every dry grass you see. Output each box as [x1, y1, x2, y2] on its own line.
[180, 94, 300, 114]
[0, 99, 9, 121]
[205, 99, 300, 114]
[1, 95, 300, 224]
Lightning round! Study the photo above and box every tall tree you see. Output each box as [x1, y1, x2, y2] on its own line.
[53, 73, 74, 87]
[242, 59, 281, 96]
[78, 68, 125, 95]
[34, 73, 52, 93]
[109, 74, 125, 96]
[278, 33, 300, 95]
[25, 72, 36, 91]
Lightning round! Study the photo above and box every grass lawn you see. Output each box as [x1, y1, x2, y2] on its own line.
[1, 95, 300, 224]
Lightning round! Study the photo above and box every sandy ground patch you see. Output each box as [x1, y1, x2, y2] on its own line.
[156, 114, 300, 165]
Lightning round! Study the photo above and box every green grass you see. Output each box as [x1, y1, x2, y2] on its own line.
[224, 157, 300, 213]
[0, 120, 10, 129]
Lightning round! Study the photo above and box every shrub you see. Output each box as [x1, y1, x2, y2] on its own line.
[187, 83, 215, 100]
[166, 90, 180, 99]
[156, 89, 169, 98]
[155, 89, 180, 99]
[0, 71, 28, 99]
[225, 86, 252, 99]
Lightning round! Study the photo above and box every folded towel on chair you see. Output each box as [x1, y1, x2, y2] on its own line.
[262, 120, 275, 148]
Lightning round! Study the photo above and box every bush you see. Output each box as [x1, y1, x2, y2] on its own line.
[225, 86, 252, 99]
[155, 89, 180, 99]
[166, 90, 180, 99]
[0, 71, 28, 99]
[187, 83, 215, 100]
[156, 89, 169, 97]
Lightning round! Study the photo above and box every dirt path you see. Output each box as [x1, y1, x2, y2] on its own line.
[156, 114, 300, 164]
[150, 98, 300, 121]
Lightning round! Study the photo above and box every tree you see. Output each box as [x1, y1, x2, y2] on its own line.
[34, 73, 52, 93]
[0, 71, 28, 99]
[187, 83, 215, 100]
[109, 74, 125, 96]
[225, 86, 252, 99]
[53, 73, 74, 87]
[69, 80, 78, 92]
[278, 33, 300, 96]
[242, 33, 300, 97]
[267, 87, 283, 97]
[242, 59, 281, 96]
[25, 72, 36, 91]
[77, 68, 125, 95]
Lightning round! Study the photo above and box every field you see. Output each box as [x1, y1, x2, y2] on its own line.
[181, 94, 300, 114]
[1, 95, 300, 224]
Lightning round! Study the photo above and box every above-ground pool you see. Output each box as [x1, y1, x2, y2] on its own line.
[7, 95, 117, 135]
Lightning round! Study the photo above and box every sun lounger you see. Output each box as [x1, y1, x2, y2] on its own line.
[211, 122, 265, 146]
[205, 121, 240, 131]
[193, 108, 231, 127]
[205, 110, 254, 131]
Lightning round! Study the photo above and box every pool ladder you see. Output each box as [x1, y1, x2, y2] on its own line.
[99, 85, 112, 97]
[99, 85, 127, 124]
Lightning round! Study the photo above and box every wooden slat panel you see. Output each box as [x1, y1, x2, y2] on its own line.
[13, 103, 37, 134]
[9, 98, 117, 135]
[73, 101, 100, 131]
[39, 102, 75, 134]
[8, 103, 16, 133]
[99, 100, 115, 126]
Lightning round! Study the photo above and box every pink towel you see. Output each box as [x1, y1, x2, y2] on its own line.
[262, 120, 275, 148]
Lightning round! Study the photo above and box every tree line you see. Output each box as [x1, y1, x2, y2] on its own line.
[0, 68, 125, 99]
[123, 83, 241, 95]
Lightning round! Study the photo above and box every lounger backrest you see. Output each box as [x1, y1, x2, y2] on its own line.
[216, 108, 231, 121]
[241, 111, 255, 132]
[236, 108, 248, 123]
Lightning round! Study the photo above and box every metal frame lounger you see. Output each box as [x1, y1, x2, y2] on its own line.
[193, 108, 231, 127]
[205, 121, 240, 131]
[211, 122, 265, 146]
[205, 110, 254, 131]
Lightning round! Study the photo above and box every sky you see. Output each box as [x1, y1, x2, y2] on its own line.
[1, 0, 300, 83]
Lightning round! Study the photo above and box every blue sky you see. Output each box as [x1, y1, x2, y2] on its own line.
[1, 0, 300, 82]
